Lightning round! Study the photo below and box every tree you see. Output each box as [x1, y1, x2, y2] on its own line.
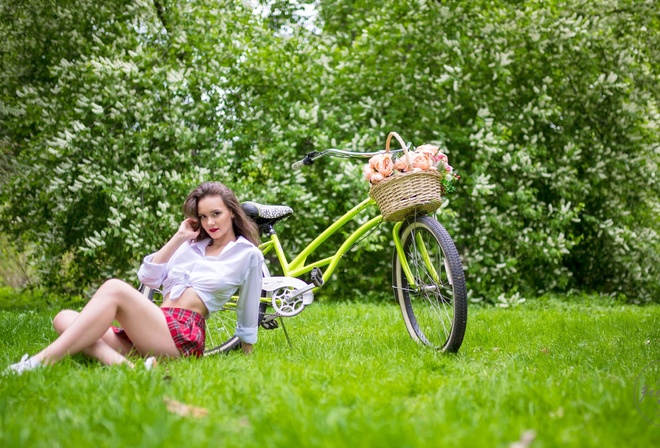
[307, 0, 660, 301]
[1, 0, 658, 302]
[0, 0, 267, 292]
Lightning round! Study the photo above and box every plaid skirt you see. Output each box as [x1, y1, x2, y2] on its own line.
[112, 307, 206, 358]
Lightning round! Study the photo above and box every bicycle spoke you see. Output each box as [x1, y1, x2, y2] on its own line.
[411, 232, 453, 338]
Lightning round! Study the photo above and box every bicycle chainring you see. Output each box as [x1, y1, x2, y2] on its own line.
[271, 287, 306, 317]
[262, 276, 314, 317]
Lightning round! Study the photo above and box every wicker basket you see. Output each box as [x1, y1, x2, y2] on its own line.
[369, 132, 444, 222]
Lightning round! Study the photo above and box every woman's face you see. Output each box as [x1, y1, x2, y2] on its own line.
[197, 195, 235, 243]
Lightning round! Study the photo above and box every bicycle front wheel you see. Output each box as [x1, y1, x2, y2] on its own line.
[392, 215, 467, 352]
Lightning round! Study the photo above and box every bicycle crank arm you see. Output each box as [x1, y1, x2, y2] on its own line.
[262, 276, 315, 317]
[286, 282, 315, 300]
[262, 277, 315, 303]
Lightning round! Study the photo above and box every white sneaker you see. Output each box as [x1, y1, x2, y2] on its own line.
[3, 354, 41, 375]
[144, 356, 158, 371]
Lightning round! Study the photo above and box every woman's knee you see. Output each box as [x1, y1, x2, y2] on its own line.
[96, 279, 137, 299]
[98, 278, 130, 293]
[95, 278, 142, 307]
[53, 309, 78, 334]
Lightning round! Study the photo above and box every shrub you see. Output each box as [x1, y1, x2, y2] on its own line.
[1, 0, 658, 302]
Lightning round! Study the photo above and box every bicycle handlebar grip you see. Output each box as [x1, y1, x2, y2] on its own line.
[291, 160, 305, 170]
[291, 152, 319, 170]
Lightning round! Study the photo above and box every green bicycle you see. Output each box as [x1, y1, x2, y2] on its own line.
[196, 145, 468, 355]
[142, 146, 468, 354]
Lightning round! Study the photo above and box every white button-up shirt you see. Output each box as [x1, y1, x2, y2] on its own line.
[137, 236, 264, 344]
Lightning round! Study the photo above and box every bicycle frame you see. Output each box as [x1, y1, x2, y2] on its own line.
[259, 197, 381, 289]
[258, 196, 431, 294]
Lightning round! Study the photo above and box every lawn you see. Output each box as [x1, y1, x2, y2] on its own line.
[1, 296, 659, 447]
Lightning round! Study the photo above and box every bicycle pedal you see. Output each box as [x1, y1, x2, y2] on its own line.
[311, 267, 324, 287]
[261, 314, 279, 330]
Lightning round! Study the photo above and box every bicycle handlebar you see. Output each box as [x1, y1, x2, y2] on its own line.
[291, 147, 407, 170]
[291, 151, 322, 170]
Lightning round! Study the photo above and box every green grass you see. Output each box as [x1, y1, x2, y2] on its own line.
[1, 297, 660, 447]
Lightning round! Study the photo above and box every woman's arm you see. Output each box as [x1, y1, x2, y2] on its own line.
[235, 254, 264, 353]
[151, 218, 200, 264]
[138, 219, 200, 287]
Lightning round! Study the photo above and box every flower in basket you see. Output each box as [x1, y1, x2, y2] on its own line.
[363, 152, 394, 183]
[410, 151, 435, 172]
[364, 143, 460, 194]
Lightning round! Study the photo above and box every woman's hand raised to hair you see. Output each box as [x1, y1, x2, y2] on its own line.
[176, 218, 200, 241]
[151, 219, 200, 264]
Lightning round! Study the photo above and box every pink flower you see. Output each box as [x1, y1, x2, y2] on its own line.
[363, 164, 374, 182]
[410, 152, 433, 171]
[370, 173, 385, 183]
[416, 144, 439, 157]
[435, 153, 448, 164]
[393, 157, 409, 172]
[368, 153, 394, 177]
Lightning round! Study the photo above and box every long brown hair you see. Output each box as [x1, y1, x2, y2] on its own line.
[182, 182, 260, 246]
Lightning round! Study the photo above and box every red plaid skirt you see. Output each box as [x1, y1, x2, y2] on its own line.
[112, 307, 206, 358]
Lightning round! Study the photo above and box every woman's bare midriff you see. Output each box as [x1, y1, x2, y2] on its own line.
[161, 287, 209, 317]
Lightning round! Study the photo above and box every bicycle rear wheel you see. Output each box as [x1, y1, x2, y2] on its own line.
[392, 215, 467, 352]
[204, 264, 271, 356]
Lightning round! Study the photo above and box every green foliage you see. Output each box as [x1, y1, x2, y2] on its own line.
[0, 287, 45, 310]
[1, 300, 660, 446]
[0, 234, 36, 288]
[311, 0, 660, 301]
[0, 0, 262, 293]
[1, 0, 658, 301]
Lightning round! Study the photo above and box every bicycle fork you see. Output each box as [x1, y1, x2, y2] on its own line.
[392, 221, 450, 291]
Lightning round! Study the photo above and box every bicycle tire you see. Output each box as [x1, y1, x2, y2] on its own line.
[392, 215, 467, 352]
[204, 264, 271, 356]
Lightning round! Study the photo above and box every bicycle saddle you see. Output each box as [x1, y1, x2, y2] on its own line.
[241, 201, 294, 235]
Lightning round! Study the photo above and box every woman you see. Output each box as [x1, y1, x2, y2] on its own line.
[5, 182, 263, 374]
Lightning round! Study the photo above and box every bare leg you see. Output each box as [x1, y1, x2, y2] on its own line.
[33, 279, 180, 365]
[53, 310, 135, 366]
